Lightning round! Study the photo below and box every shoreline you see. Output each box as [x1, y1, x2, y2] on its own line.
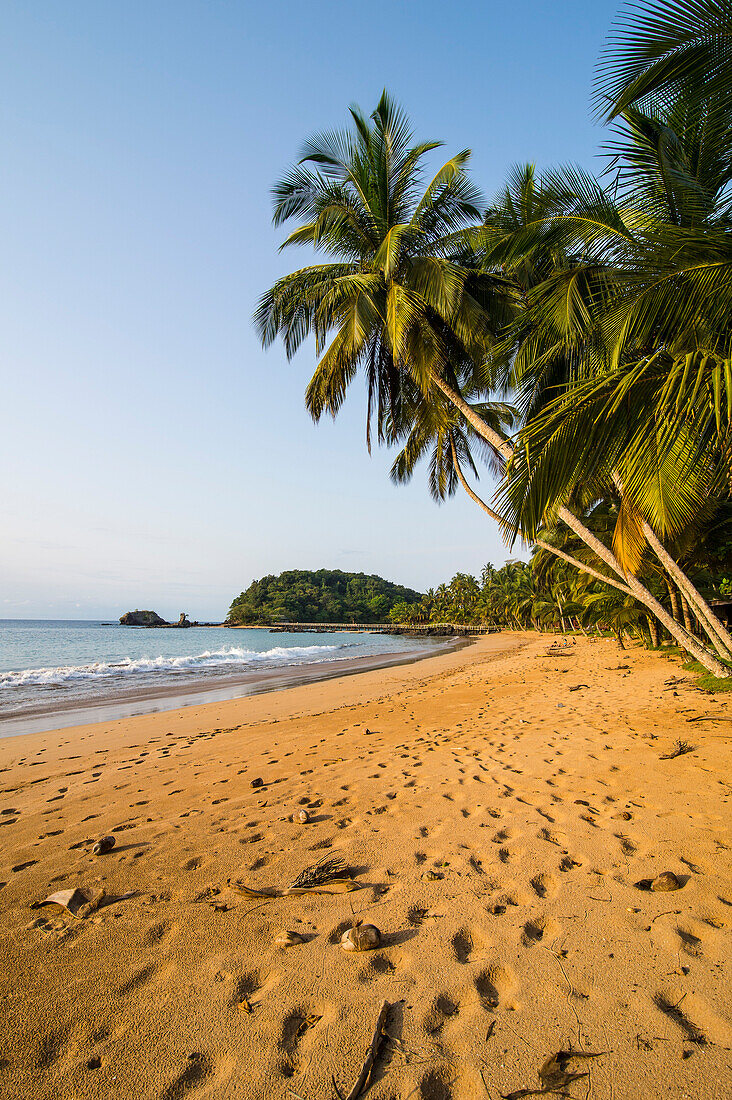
[0, 637, 463, 739]
[1, 631, 731, 1100]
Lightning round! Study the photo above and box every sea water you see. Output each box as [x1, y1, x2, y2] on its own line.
[0, 620, 443, 734]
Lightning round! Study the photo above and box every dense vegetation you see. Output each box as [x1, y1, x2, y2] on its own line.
[391, 518, 732, 649]
[257, 1, 732, 678]
[226, 569, 422, 625]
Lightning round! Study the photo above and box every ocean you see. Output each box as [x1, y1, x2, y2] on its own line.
[0, 620, 445, 736]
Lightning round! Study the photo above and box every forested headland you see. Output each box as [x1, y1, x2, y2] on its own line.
[226, 569, 422, 625]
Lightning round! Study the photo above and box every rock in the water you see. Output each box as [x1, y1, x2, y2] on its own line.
[119, 610, 167, 626]
[651, 870, 682, 892]
[92, 835, 115, 856]
[177, 612, 192, 627]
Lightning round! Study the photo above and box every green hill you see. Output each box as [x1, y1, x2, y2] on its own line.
[226, 569, 422, 625]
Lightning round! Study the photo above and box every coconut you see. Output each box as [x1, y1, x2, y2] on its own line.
[340, 922, 381, 952]
[92, 836, 115, 856]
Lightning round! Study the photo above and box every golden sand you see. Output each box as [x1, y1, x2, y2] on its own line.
[1, 632, 731, 1099]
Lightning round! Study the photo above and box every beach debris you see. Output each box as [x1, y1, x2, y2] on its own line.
[332, 999, 390, 1100]
[340, 922, 381, 952]
[634, 871, 683, 892]
[227, 882, 280, 899]
[289, 856, 353, 892]
[250, 778, 264, 789]
[421, 869, 444, 881]
[652, 871, 683, 892]
[81, 890, 136, 915]
[92, 835, 116, 855]
[31, 885, 135, 918]
[660, 740, 695, 760]
[32, 888, 92, 917]
[501, 1048, 604, 1098]
[294, 809, 310, 824]
[274, 929, 306, 948]
[228, 856, 359, 900]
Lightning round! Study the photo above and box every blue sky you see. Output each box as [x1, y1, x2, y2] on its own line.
[1, 0, 620, 620]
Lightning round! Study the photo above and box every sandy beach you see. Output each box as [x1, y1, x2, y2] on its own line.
[1, 631, 731, 1100]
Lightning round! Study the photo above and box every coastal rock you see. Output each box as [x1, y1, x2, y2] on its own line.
[119, 610, 167, 627]
[177, 613, 192, 628]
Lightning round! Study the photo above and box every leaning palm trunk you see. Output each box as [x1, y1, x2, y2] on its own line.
[680, 594, 695, 636]
[449, 438, 636, 598]
[666, 578, 681, 625]
[647, 616, 660, 648]
[433, 373, 730, 678]
[641, 521, 732, 660]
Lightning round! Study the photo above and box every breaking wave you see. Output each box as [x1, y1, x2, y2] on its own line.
[0, 644, 343, 689]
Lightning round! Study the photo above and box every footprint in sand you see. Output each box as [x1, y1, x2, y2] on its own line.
[424, 994, 459, 1035]
[161, 1053, 213, 1099]
[530, 872, 558, 899]
[231, 971, 260, 1009]
[145, 921, 175, 946]
[278, 1009, 321, 1077]
[419, 1069, 454, 1099]
[452, 929, 473, 963]
[475, 963, 518, 1010]
[117, 964, 157, 996]
[35, 1025, 71, 1070]
[521, 916, 560, 947]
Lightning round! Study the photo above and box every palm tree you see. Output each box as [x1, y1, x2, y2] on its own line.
[492, 93, 732, 668]
[255, 90, 511, 447]
[256, 92, 730, 676]
[595, 0, 732, 121]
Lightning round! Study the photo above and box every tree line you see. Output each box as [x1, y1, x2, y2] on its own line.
[226, 569, 421, 624]
[256, 1, 732, 677]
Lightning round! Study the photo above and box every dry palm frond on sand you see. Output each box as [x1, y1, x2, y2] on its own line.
[228, 856, 358, 899]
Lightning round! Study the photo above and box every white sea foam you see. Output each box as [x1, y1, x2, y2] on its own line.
[0, 644, 342, 689]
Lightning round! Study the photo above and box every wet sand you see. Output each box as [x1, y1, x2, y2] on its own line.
[0, 632, 731, 1099]
[0, 639, 460, 738]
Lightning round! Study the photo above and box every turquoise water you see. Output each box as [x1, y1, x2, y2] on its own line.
[0, 620, 440, 728]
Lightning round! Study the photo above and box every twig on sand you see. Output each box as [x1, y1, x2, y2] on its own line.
[660, 740, 695, 759]
[686, 714, 732, 723]
[332, 1000, 390, 1100]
